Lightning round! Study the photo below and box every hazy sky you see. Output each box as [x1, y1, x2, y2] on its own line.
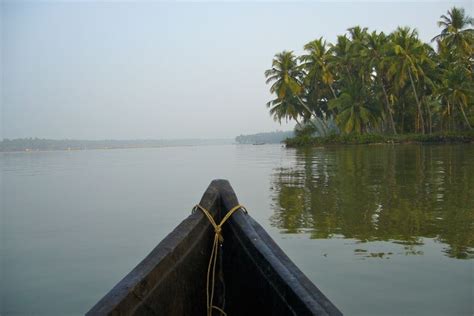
[1, 0, 472, 139]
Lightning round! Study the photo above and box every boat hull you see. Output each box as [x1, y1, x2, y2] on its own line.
[87, 180, 341, 315]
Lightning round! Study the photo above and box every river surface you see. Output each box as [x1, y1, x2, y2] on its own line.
[1, 144, 473, 315]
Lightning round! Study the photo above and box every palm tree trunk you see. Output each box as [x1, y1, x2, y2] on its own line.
[346, 67, 352, 81]
[329, 85, 337, 99]
[401, 101, 405, 133]
[428, 108, 433, 134]
[299, 107, 323, 132]
[408, 70, 425, 134]
[424, 97, 433, 134]
[447, 101, 451, 132]
[380, 78, 397, 134]
[296, 96, 329, 135]
[458, 103, 472, 129]
[295, 117, 303, 128]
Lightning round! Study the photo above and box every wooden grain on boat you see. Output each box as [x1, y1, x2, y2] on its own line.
[87, 180, 342, 316]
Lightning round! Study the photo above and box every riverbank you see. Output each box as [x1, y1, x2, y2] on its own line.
[285, 132, 474, 147]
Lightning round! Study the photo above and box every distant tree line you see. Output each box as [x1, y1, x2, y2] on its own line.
[265, 7, 473, 135]
[0, 138, 231, 152]
[235, 131, 294, 144]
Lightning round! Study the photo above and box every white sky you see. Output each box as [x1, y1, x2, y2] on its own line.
[1, 0, 472, 139]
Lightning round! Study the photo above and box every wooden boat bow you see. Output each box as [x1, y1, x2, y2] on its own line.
[86, 180, 342, 316]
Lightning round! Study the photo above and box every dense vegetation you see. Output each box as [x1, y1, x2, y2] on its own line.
[265, 7, 473, 139]
[285, 131, 474, 147]
[235, 131, 293, 144]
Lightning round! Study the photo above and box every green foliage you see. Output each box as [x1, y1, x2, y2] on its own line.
[264, 51, 308, 124]
[235, 131, 294, 144]
[285, 131, 474, 147]
[265, 6, 474, 138]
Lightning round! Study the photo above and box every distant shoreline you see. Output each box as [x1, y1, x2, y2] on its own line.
[0, 138, 233, 153]
[1, 145, 187, 153]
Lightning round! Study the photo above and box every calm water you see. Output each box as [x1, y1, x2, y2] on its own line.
[1, 144, 473, 315]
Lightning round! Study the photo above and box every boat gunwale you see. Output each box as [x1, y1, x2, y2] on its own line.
[86, 184, 220, 315]
[219, 180, 342, 316]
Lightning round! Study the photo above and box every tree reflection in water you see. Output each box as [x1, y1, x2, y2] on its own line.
[270, 144, 474, 259]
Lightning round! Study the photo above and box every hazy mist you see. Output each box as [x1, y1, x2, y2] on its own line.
[1, 1, 471, 140]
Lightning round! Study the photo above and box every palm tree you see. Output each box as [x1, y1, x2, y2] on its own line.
[437, 63, 473, 130]
[348, 26, 369, 53]
[347, 26, 370, 82]
[389, 27, 433, 134]
[328, 80, 380, 134]
[301, 38, 337, 99]
[300, 38, 338, 131]
[330, 35, 353, 83]
[432, 7, 474, 56]
[328, 27, 386, 134]
[265, 51, 307, 124]
[363, 31, 397, 134]
[264, 6, 472, 136]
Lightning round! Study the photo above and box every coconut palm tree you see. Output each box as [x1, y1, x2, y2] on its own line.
[437, 63, 473, 130]
[328, 80, 380, 134]
[330, 35, 353, 83]
[363, 31, 397, 134]
[264, 6, 472, 136]
[432, 7, 474, 56]
[389, 27, 433, 134]
[301, 38, 337, 99]
[265, 51, 307, 124]
[347, 26, 370, 82]
[300, 38, 337, 129]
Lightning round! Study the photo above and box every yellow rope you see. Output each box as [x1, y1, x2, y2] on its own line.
[193, 204, 247, 316]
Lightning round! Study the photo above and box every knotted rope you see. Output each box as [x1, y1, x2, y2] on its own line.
[193, 204, 247, 316]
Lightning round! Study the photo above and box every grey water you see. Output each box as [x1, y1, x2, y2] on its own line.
[1, 144, 473, 315]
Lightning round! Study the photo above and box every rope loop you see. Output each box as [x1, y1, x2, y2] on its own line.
[193, 204, 247, 316]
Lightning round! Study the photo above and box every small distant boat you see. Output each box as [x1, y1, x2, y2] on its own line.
[253, 142, 266, 145]
[87, 180, 341, 316]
